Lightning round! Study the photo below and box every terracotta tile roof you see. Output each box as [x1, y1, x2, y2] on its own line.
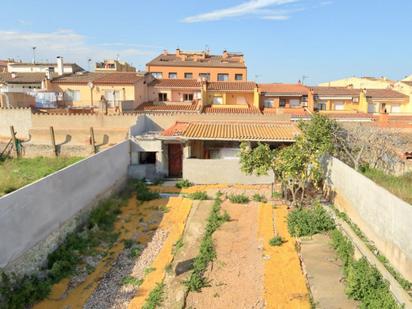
[259, 83, 309, 96]
[137, 102, 197, 112]
[51, 72, 143, 85]
[0, 72, 53, 84]
[147, 51, 246, 68]
[203, 106, 261, 114]
[162, 121, 299, 142]
[402, 81, 412, 87]
[150, 79, 201, 88]
[207, 81, 256, 92]
[320, 112, 373, 120]
[312, 86, 360, 96]
[364, 89, 408, 99]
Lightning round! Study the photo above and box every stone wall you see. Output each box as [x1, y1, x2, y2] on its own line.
[183, 158, 273, 184]
[0, 140, 131, 276]
[326, 157, 412, 281]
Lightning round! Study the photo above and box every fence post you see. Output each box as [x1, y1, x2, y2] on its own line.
[49, 126, 58, 157]
[9, 126, 19, 157]
[90, 127, 97, 154]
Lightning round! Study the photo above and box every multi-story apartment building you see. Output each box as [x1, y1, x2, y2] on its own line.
[146, 49, 247, 82]
[95, 59, 136, 73]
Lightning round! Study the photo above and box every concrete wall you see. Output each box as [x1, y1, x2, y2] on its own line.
[0, 140, 130, 274]
[183, 158, 273, 184]
[326, 157, 412, 281]
[0, 107, 32, 139]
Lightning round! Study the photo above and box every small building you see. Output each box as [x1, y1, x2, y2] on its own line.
[95, 59, 136, 73]
[363, 88, 409, 114]
[7, 57, 83, 74]
[394, 80, 412, 114]
[146, 49, 247, 82]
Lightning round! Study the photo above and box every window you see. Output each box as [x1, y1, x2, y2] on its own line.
[264, 99, 274, 108]
[334, 101, 344, 111]
[183, 93, 194, 101]
[217, 73, 229, 81]
[104, 90, 120, 107]
[139, 152, 156, 164]
[63, 90, 80, 102]
[158, 93, 167, 101]
[279, 99, 286, 107]
[151, 72, 163, 79]
[184, 72, 193, 79]
[212, 96, 223, 105]
[235, 74, 243, 81]
[290, 99, 301, 108]
[316, 101, 327, 111]
[168, 72, 177, 79]
[391, 104, 401, 113]
[199, 73, 210, 81]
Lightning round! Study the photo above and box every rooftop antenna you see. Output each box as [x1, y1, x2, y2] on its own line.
[88, 58, 92, 71]
[254, 74, 261, 82]
[301, 75, 309, 85]
[116, 54, 120, 61]
[32, 46, 37, 64]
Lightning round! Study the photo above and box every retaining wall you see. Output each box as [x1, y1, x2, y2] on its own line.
[0, 140, 131, 275]
[183, 158, 273, 184]
[326, 157, 412, 281]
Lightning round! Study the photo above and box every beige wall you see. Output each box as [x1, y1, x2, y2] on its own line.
[205, 91, 254, 106]
[147, 87, 200, 103]
[319, 77, 393, 89]
[147, 65, 247, 82]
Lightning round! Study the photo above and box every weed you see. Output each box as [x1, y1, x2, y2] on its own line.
[176, 179, 192, 189]
[142, 282, 165, 309]
[144, 267, 156, 276]
[272, 191, 283, 199]
[123, 239, 136, 249]
[136, 181, 160, 201]
[287, 203, 335, 237]
[215, 190, 223, 199]
[187, 191, 209, 200]
[159, 205, 170, 213]
[172, 238, 184, 255]
[130, 246, 142, 258]
[228, 193, 250, 204]
[252, 193, 267, 203]
[122, 276, 143, 287]
[165, 263, 173, 274]
[269, 236, 285, 246]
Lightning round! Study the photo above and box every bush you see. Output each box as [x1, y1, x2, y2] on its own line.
[176, 179, 192, 189]
[252, 193, 267, 203]
[228, 193, 250, 204]
[187, 191, 209, 200]
[287, 204, 335, 237]
[136, 181, 160, 201]
[269, 236, 285, 246]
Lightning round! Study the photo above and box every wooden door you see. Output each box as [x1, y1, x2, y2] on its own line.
[168, 144, 183, 178]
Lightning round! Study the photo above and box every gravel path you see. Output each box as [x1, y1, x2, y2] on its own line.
[84, 229, 169, 309]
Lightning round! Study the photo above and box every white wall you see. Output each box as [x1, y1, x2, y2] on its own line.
[183, 158, 273, 184]
[0, 140, 130, 269]
[326, 157, 412, 281]
[0, 107, 32, 138]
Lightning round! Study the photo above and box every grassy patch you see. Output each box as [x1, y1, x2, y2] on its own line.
[361, 167, 412, 205]
[135, 181, 160, 201]
[176, 179, 192, 189]
[287, 203, 335, 237]
[184, 197, 229, 291]
[252, 193, 267, 203]
[269, 236, 285, 246]
[187, 191, 209, 200]
[330, 229, 400, 308]
[142, 282, 165, 309]
[0, 156, 82, 196]
[144, 267, 156, 276]
[172, 238, 184, 255]
[122, 276, 143, 287]
[228, 193, 250, 204]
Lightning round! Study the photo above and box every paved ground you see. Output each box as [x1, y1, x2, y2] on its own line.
[299, 233, 358, 309]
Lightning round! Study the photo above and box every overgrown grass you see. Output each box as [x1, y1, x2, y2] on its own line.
[0, 189, 130, 308]
[252, 193, 267, 203]
[122, 276, 143, 287]
[187, 191, 209, 200]
[330, 229, 400, 308]
[228, 193, 250, 204]
[142, 282, 165, 309]
[135, 180, 160, 201]
[0, 156, 82, 196]
[269, 236, 285, 246]
[361, 167, 412, 205]
[184, 196, 230, 291]
[287, 203, 335, 237]
[176, 179, 192, 189]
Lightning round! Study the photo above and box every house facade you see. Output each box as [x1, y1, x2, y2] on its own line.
[318, 76, 395, 89]
[146, 49, 247, 82]
[7, 57, 83, 74]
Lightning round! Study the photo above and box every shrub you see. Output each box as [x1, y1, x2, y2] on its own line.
[287, 204, 335, 237]
[136, 181, 160, 201]
[187, 191, 208, 200]
[252, 193, 267, 203]
[228, 193, 250, 204]
[269, 236, 285, 246]
[176, 179, 192, 189]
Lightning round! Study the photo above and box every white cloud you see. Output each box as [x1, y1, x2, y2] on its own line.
[261, 15, 289, 20]
[181, 0, 299, 23]
[0, 29, 157, 69]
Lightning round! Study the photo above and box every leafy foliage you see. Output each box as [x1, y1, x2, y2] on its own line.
[136, 181, 160, 201]
[269, 236, 285, 246]
[287, 203, 335, 237]
[176, 179, 192, 189]
[122, 276, 143, 286]
[252, 193, 267, 203]
[142, 282, 165, 309]
[228, 193, 250, 204]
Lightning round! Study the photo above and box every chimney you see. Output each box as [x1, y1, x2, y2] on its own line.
[176, 48, 181, 57]
[162, 49, 168, 55]
[56, 56, 64, 76]
[46, 67, 53, 80]
[222, 50, 229, 59]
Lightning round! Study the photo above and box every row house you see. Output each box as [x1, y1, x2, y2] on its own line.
[146, 49, 247, 82]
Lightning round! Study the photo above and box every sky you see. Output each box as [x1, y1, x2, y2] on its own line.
[0, 0, 411, 85]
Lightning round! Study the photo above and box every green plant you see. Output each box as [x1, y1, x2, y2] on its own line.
[215, 190, 223, 199]
[176, 179, 192, 189]
[122, 276, 143, 287]
[144, 267, 156, 276]
[269, 236, 285, 246]
[142, 282, 165, 309]
[159, 205, 170, 213]
[130, 246, 142, 258]
[272, 191, 282, 199]
[187, 191, 209, 200]
[228, 193, 250, 204]
[172, 238, 184, 255]
[136, 181, 160, 201]
[123, 239, 136, 249]
[287, 203, 335, 237]
[252, 193, 267, 203]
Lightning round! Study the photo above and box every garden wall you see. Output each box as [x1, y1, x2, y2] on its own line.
[183, 158, 273, 184]
[326, 157, 412, 281]
[0, 140, 131, 275]
[0, 107, 32, 139]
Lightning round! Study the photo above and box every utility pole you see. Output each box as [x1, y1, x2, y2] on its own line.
[10, 126, 19, 157]
[90, 127, 97, 154]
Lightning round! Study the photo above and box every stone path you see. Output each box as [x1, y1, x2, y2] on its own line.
[299, 233, 358, 309]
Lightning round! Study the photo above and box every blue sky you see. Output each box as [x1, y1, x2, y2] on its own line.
[0, 0, 411, 84]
